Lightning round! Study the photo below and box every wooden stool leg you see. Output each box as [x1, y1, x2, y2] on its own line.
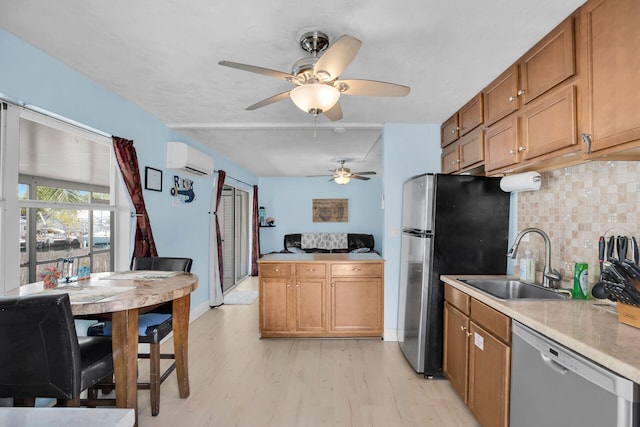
[150, 342, 161, 416]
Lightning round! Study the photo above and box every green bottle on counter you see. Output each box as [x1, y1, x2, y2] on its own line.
[573, 262, 588, 299]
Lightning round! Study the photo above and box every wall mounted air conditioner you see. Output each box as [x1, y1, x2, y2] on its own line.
[166, 142, 214, 177]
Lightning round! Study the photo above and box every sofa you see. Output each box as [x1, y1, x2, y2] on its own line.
[282, 233, 377, 254]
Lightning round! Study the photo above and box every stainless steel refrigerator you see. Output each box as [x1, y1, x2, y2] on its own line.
[397, 173, 510, 377]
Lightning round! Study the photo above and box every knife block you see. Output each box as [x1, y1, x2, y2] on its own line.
[617, 302, 640, 329]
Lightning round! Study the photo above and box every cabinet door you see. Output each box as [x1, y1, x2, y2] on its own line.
[467, 322, 511, 427]
[459, 129, 485, 169]
[443, 303, 469, 403]
[521, 16, 575, 105]
[294, 278, 326, 332]
[484, 115, 520, 172]
[581, 0, 640, 153]
[521, 85, 578, 161]
[259, 278, 291, 333]
[484, 64, 520, 126]
[458, 93, 484, 136]
[441, 113, 459, 147]
[441, 143, 460, 174]
[330, 277, 383, 335]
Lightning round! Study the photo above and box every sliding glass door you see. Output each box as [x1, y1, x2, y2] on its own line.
[219, 185, 249, 292]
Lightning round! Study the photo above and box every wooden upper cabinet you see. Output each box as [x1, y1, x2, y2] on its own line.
[458, 94, 484, 137]
[581, 0, 640, 154]
[441, 113, 460, 148]
[441, 143, 459, 174]
[484, 115, 520, 172]
[520, 16, 576, 105]
[521, 85, 578, 161]
[483, 64, 520, 127]
[441, 93, 483, 148]
[459, 129, 485, 169]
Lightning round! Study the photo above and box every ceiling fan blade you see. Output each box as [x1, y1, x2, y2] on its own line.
[323, 102, 343, 121]
[353, 171, 377, 175]
[219, 60, 295, 81]
[338, 79, 410, 97]
[246, 91, 291, 110]
[351, 175, 371, 181]
[314, 35, 362, 80]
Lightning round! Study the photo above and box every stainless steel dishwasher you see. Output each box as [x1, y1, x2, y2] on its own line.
[510, 321, 640, 427]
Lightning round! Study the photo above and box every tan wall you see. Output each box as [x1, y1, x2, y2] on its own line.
[516, 161, 640, 291]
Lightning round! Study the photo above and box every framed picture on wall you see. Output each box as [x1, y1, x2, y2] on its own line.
[312, 198, 348, 222]
[144, 167, 163, 192]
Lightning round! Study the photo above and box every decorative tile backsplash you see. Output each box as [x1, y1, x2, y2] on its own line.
[517, 161, 640, 291]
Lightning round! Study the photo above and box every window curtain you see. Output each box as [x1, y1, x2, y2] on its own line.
[209, 170, 225, 306]
[112, 136, 157, 268]
[251, 185, 260, 276]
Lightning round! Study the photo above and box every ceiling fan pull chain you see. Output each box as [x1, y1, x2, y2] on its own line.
[313, 115, 318, 138]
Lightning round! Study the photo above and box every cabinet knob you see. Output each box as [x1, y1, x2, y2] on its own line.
[517, 145, 526, 152]
[517, 89, 526, 96]
[352, 268, 361, 272]
[509, 95, 516, 102]
[450, 129, 456, 134]
[307, 268, 315, 272]
[296, 284, 299, 287]
[274, 269, 279, 272]
[331, 283, 335, 287]
[509, 149, 516, 155]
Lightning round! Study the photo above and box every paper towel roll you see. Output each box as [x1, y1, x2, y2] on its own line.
[499, 172, 541, 192]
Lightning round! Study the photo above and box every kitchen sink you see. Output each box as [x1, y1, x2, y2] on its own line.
[459, 278, 570, 300]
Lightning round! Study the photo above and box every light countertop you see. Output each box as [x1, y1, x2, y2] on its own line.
[259, 253, 383, 262]
[442, 274, 640, 384]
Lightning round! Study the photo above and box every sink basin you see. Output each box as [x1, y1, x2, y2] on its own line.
[459, 278, 569, 300]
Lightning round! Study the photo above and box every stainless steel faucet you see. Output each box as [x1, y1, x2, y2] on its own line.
[507, 227, 562, 287]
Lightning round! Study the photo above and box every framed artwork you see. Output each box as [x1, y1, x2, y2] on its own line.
[144, 167, 163, 192]
[312, 198, 348, 222]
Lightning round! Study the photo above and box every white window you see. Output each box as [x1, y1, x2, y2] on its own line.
[0, 102, 128, 292]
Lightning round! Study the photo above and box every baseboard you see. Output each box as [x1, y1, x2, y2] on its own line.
[383, 328, 398, 341]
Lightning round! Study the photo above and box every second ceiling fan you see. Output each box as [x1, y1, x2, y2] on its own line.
[219, 31, 410, 121]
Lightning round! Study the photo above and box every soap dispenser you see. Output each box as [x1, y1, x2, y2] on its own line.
[520, 246, 535, 283]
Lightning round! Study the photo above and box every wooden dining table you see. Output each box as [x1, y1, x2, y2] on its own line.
[6, 271, 198, 427]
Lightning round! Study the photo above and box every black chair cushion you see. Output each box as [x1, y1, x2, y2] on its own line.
[87, 313, 173, 345]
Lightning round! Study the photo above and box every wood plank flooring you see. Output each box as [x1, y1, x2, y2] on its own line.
[136, 277, 478, 427]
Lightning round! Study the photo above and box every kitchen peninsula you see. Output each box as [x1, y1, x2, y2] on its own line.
[258, 253, 384, 338]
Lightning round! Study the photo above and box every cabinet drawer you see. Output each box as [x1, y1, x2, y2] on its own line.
[259, 263, 291, 278]
[445, 284, 470, 315]
[294, 263, 326, 277]
[470, 299, 511, 344]
[331, 262, 382, 277]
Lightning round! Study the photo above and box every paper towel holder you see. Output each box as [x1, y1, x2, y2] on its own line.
[499, 171, 541, 192]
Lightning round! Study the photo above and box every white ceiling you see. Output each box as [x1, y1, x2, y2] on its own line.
[0, 0, 586, 178]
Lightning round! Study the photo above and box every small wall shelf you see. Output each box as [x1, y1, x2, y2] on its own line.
[259, 224, 276, 228]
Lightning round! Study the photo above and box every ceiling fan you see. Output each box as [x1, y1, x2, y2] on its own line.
[320, 159, 377, 185]
[219, 31, 410, 121]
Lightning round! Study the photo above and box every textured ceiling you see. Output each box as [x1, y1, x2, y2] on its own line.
[0, 0, 586, 177]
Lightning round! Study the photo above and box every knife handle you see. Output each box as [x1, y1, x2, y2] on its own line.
[599, 236, 605, 263]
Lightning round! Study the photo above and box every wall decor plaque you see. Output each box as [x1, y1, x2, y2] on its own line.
[312, 198, 348, 222]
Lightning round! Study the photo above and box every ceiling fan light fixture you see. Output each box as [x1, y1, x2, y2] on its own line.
[334, 175, 351, 185]
[290, 84, 340, 115]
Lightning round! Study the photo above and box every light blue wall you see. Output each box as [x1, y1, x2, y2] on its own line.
[0, 29, 258, 312]
[257, 177, 383, 254]
[382, 124, 441, 334]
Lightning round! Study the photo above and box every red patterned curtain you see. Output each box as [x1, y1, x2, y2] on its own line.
[112, 136, 158, 267]
[251, 185, 260, 276]
[213, 170, 226, 292]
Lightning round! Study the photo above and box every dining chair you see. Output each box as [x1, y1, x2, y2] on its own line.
[0, 293, 114, 407]
[87, 256, 192, 416]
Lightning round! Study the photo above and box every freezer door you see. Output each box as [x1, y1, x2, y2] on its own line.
[398, 232, 432, 373]
[401, 174, 434, 232]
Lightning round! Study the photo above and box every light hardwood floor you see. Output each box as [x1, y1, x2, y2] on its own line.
[136, 277, 479, 427]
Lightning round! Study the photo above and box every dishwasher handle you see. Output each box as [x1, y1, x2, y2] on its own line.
[541, 353, 568, 375]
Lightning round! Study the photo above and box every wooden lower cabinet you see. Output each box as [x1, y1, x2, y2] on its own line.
[467, 321, 511, 427]
[259, 256, 384, 338]
[443, 284, 511, 427]
[443, 302, 469, 402]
